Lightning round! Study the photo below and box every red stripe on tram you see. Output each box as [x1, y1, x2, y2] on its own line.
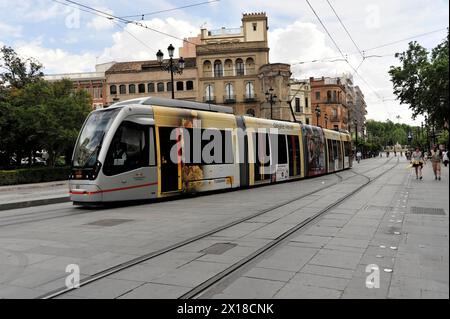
[70, 182, 158, 196]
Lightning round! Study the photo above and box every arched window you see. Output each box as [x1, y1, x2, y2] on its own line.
[224, 83, 234, 101]
[110, 85, 117, 95]
[157, 82, 164, 92]
[213, 60, 223, 78]
[327, 90, 332, 102]
[167, 82, 173, 92]
[332, 90, 337, 102]
[245, 58, 254, 74]
[224, 59, 233, 76]
[246, 108, 255, 117]
[119, 84, 126, 94]
[186, 81, 194, 90]
[148, 83, 155, 93]
[205, 84, 214, 102]
[138, 83, 145, 93]
[129, 84, 136, 94]
[236, 58, 244, 76]
[203, 60, 212, 77]
[245, 82, 255, 98]
[176, 81, 184, 91]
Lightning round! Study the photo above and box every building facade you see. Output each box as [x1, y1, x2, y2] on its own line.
[353, 85, 367, 137]
[310, 76, 348, 130]
[289, 79, 312, 125]
[104, 58, 197, 105]
[44, 62, 115, 109]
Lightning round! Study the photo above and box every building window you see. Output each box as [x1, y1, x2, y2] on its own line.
[176, 81, 184, 91]
[295, 98, 301, 113]
[305, 97, 309, 109]
[246, 108, 255, 116]
[138, 83, 145, 93]
[252, 23, 257, 31]
[119, 84, 126, 94]
[245, 82, 255, 99]
[245, 58, 255, 74]
[205, 84, 214, 102]
[327, 90, 332, 102]
[315, 91, 320, 100]
[224, 59, 233, 76]
[214, 60, 223, 77]
[148, 83, 155, 93]
[224, 83, 235, 102]
[110, 85, 117, 95]
[203, 60, 212, 77]
[167, 82, 173, 92]
[157, 82, 164, 92]
[235, 58, 244, 76]
[306, 118, 310, 125]
[93, 87, 102, 99]
[186, 80, 194, 90]
[129, 84, 136, 94]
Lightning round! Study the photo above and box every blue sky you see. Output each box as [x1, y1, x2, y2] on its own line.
[0, 0, 448, 125]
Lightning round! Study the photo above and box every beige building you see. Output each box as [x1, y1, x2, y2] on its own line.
[289, 79, 312, 125]
[105, 58, 198, 105]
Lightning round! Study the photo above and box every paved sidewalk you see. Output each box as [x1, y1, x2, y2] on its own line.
[0, 181, 69, 210]
[204, 159, 449, 299]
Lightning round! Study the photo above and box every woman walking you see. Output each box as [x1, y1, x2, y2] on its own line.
[430, 146, 442, 180]
[411, 148, 424, 180]
[443, 149, 449, 167]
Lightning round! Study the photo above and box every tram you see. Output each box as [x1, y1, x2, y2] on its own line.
[69, 97, 352, 204]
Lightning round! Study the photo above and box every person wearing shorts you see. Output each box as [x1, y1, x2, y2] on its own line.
[411, 148, 423, 180]
[430, 146, 442, 180]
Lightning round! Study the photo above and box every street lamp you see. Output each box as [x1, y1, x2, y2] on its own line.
[156, 44, 185, 99]
[314, 104, 321, 126]
[324, 113, 328, 129]
[265, 87, 277, 120]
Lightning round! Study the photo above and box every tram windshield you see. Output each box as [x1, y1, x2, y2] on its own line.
[72, 108, 120, 168]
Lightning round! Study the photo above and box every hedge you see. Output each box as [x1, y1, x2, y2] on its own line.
[0, 167, 70, 186]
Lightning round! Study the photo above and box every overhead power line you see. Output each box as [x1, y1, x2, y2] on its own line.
[118, 0, 220, 19]
[326, 0, 364, 59]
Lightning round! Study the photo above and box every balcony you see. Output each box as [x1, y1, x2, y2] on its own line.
[203, 96, 216, 104]
[223, 95, 236, 104]
[243, 94, 257, 103]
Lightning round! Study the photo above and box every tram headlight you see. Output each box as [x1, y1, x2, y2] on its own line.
[90, 161, 102, 180]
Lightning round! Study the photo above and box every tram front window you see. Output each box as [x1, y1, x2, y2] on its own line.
[72, 108, 120, 168]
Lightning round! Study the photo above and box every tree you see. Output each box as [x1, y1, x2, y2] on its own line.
[389, 30, 449, 130]
[0, 46, 44, 94]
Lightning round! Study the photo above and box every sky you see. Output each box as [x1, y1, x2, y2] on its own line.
[0, 0, 448, 126]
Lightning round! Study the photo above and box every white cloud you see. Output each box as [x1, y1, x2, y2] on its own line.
[0, 21, 22, 38]
[15, 40, 96, 74]
[86, 8, 115, 31]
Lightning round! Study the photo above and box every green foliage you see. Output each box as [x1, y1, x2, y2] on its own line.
[0, 167, 70, 186]
[0, 47, 92, 170]
[389, 30, 449, 129]
[365, 119, 421, 149]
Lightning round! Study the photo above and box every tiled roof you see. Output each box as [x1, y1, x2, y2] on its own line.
[106, 57, 196, 73]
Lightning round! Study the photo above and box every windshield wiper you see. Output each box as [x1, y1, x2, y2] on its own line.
[83, 132, 106, 168]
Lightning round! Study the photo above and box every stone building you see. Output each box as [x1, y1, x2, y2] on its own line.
[289, 78, 312, 125]
[44, 61, 115, 109]
[104, 58, 198, 105]
[353, 85, 367, 137]
[310, 76, 348, 130]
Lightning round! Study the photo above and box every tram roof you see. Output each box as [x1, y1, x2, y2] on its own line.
[110, 96, 233, 114]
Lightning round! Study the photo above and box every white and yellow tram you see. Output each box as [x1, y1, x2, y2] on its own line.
[69, 97, 352, 204]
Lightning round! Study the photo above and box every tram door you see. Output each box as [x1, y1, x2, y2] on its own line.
[159, 127, 180, 193]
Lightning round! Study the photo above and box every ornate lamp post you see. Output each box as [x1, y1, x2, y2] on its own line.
[156, 44, 185, 99]
[314, 104, 321, 126]
[265, 87, 277, 120]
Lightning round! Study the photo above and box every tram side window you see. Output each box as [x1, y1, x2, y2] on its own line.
[254, 132, 271, 181]
[103, 121, 150, 176]
[287, 135, 300, 176]
[327, 140, 334, 168]
[274, 134, 288, 165]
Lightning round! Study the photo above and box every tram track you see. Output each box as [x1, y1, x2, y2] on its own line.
[181, 158, 399, 299]
[37, 157, 394, 299]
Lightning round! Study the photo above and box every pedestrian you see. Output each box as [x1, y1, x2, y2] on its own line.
[443, 149, 449, 167]
[423, 150, 428, 165]
[411, 147, 424, 180]
[430, 146, 442, 180]
[356, 150, 362, 163]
